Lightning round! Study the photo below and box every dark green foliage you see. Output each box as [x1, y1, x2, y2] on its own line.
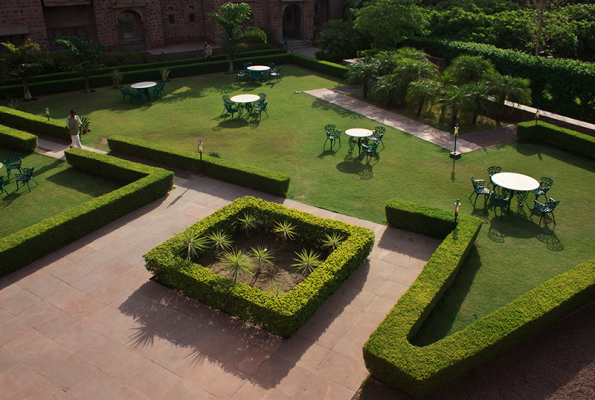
[107, 135, 290, 197]
[315, 52, 352, 64]
[292, 54, 350, 79]
[0, 149, 173, 277]
[365, 199, 595, 398]
[385, 199, 457, 238]
[0, 106, 67, 140]
[0, 125, 37, 151]
[144, 196, 375, 337]
[517, 121, 595, 159]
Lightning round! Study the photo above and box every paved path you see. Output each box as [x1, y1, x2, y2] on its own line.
[0, 137, 440, 400]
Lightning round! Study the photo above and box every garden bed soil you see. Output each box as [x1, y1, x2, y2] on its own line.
[196, 230, 329, 294]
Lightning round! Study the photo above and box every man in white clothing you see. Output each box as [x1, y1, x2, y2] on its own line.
[65, 110, 87, 149]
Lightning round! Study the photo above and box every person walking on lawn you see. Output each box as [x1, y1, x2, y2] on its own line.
[65, 110, 87, 149]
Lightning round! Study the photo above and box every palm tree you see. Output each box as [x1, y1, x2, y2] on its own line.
[395, 47, 431, 63]
[463, 80, 498, 125]
[346, 57, 380, 99]
[489, 74, 532, 122]
[375, 73, 401, 107]
[406, 79, 442, 117]
[392, 58, 439, 105]
[445, 55, 497, 85]
[437, 81, 473, 128]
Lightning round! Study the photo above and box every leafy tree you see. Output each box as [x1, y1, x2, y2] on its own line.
[208, 3, 267, 73]
[406, 78, 442, 117]
[346, 57, 380, 99]
[317, 20, 367, 55]
[55, 37, 107, 93]
[0, 39, 42, 101]
[354, 0, 429, 48]
[525, 0, 571, 56]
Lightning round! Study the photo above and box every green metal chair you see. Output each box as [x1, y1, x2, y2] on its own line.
[530, 177, 554, 201]
[149, 88, 162, 101]
[324, 127, 341, 149]
[224, 102, 239, 119]
[253, 101, 268, 119]
[258, 93, 267, 102]
[243, 62, 253, 70]
[130, 90, 144, 104]
[118, 86, 132, 102]
[489, 190, 511, 219]
[369, 126, 386, 149]
[4, 152, 22, 180]
[0, 176, 8, 196]
[531, 198, 561, 226]
[221, 95, 231, 114]
[236, 69, 247, 82]
[251, 71, 264, 83]
[16, 167, 38, 192]
[270, 66, 282, 82]
[487, 165, 502, 191]
[157, 80, 166, 94]
[361, 141, 379, 162]
[469, 177, 490, 207]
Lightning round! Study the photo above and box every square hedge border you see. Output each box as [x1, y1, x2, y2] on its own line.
[144, 196, 375, 337]
[364, 199, 595, 398]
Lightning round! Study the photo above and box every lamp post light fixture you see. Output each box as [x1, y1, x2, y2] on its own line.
[454, 199, 461, 225]
[535, 108, 540, 125]
[45, 107, 50, 121]
[449, 124, 461, 159]
[198, 140, 203, 175]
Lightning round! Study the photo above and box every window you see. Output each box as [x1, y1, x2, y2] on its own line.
[117, 11, 142, 41]
[167, 6, 173, 12]
[189, 13, 195, 22]
[168, 15, 175, 24]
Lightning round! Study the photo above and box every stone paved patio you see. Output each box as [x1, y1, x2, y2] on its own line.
[0, 172, 440, 400]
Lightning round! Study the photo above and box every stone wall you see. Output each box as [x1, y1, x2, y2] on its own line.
[0, 0, 49, 50]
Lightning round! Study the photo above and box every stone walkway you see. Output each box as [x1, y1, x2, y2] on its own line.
[0, 138, 440, 400]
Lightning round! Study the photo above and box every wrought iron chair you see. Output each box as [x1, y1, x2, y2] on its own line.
[530, 177, 554, 201]
[221, 95, 231, 114]
[0, 176, 8, 196]
[469, 177, 490, 207]
[118, 86, 132, 102]
[369, 126, 386, 148]
[258, 93, 267, 102]
[16, 167, 38, 192]
[224, 102, 239, 119]
[361, 141, 380, 162]
[236, 69, 247, 82]
[157, 80, 166, 94]
[4, 152, 22, 180]
[251, 71, 264, 83]
[324, 127, 341, 149]
[253, 101, 268, 119]
[149, 88, 162, 101]
[531, 198, 561, 226]
[489, 190, 511, 219]
[270, 66, 282, 82]
[130, 89, 144, 104]
[487, 166, 502, 191]
[243, 62, 253, 70]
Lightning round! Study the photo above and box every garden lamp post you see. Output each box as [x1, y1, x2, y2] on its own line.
[535, 108, 540, 125]
[450, 124, 461, 159]
[454, 199, 461, 225]
[198, 140, 203, 175]
[45, 107, 50, 121]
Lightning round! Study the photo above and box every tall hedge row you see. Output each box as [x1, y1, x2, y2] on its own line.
[401, 37, 595, 123]
[0, 106, 68, 140]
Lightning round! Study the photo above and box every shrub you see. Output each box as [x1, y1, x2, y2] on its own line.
[0, 106, 67, 140]
[0, 149, 173, 277]
[144, 196, 375, 337]
[517, 120, 595, 159]
[292, 54, 350, 79]
[0, 125, 38, 151]
[107, 135, 290, 197]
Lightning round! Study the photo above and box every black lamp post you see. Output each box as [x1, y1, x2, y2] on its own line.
[454, 199, 461, 225]
[535, 108, 540, 125]
[45, 107, 50, 121]
[198, 140, 203, 175]
[450, 124, 461, 159]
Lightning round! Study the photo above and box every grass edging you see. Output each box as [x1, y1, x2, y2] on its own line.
[363, 199, 595, 398]
[0, 124, 38, 151]
[0, 149, 174, 277]
[107, 135, 290, 197]
[144, 196, 375, 337]
[517, 120, 595, 159]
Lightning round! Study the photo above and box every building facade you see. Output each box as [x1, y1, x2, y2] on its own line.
[0, 0, 342, 52]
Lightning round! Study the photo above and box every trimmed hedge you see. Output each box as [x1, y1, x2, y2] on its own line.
[401, 37, 595, 123]
[517, 120, 595, 159]
[364, 199, 595, 398]
[385, 199, 457, 239]
[0, 106, 68, 140]
[292, 54, 350, 79]
[107, 135, 290, 197]
[0, 124, 38, 151]
[0, 149, 174, 277]
[144, 196, 375, 337]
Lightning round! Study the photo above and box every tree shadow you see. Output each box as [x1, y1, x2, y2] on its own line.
[310, 98, 365, 119]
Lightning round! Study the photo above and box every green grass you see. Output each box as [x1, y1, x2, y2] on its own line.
[0, 148, 123, 237]
[21, 65, 595, 343]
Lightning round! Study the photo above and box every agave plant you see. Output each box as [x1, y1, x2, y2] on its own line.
[251, 246, 273, 267]
[321, 232, 345, 251]
[159, 68, 171, 81]
[292, 249, 322, 276]
[273, 220, 296, 243]
[269, 284, 284, 297]
[220, 248, 254, 282]
[207, 229, 233, 255]
[6, 98, 26, 111]
[110, 69, 123, 87]
[237, 212, 258, 235]
[178, 227, 208, 261]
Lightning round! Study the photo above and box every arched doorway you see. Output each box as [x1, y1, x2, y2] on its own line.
[282, 5, 302, 40]
[117, 10, 146, 51]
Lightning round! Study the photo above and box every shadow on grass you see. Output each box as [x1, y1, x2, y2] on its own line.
[45, 169, 122, 196]
[487, 214, 544, 240]
[216, 119, 250, 129]
[311, 98, 365, 119]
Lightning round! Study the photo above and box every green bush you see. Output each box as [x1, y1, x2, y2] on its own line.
[364, 199, 595, 398]
[385, 199, 457, 239]
[0, 106, 67, 140]
[144, 196, 375, 337]
[0, 149, 174, 277]
[315, 52, 351, 64]
[0, 124, 38, 151]
[517, 121, 595, 159]
[107, 135, 290, 197]
[292, 54, 350, 79]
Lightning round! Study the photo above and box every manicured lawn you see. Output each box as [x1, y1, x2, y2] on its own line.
[0, 148, 123, 237]
[23, 65, 595, 342]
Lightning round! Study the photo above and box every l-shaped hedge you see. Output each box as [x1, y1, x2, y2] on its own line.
[363, 199, 595, 398]
[0, 149, 174, 277]
[0, 106, 68, 140]
[107, 135, 290, 197]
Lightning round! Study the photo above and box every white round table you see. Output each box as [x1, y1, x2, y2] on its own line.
[491, 172, 539, 192]
[345, 129, 373, 156]
[130, 81, 156, 89]
[247, 66, 270, 72]
[230, 94, 260, 103]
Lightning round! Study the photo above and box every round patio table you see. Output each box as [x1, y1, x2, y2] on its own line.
[230, 94, 260, 103]
[247, 66, 270, 72]
[491, 172, 539, 206]
[345, 128, 373, 156]
[130, 81, 156, 100]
